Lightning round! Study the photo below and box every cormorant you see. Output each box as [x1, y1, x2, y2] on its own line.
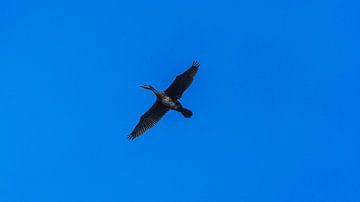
[128, 61, 200, 140]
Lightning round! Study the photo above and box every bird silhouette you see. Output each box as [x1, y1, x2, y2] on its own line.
[128, 61, 200, 140]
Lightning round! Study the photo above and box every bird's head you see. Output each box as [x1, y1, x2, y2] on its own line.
[140, 85, 154, 91]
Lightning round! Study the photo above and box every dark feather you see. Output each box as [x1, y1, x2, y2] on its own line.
[128, 101, 170, 140]
[165, 61, 199, 99]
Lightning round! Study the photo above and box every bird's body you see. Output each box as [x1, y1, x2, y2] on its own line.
[128, 61, 199, 140]
[158, 93, 178, 109]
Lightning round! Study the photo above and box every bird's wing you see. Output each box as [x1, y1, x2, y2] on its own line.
[165, 61, 200, 99]
[128, 101, 170, 140]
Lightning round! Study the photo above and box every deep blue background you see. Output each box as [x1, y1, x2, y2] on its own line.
[1, 0, 359, 201]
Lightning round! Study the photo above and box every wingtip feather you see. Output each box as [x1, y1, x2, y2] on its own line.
[128, 134, 136, 140]
[192, 61, 200, 68]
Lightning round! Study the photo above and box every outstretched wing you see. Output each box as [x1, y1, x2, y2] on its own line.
[128, 101, 170, 140]
[165, 61, 200, 99]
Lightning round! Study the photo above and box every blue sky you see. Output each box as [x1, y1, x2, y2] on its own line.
[1, 0, 359, 201]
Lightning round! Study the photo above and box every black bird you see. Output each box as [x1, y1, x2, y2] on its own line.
[128, 61, 200, 140]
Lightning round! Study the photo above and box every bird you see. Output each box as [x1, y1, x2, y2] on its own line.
[128, 61, 200, 140]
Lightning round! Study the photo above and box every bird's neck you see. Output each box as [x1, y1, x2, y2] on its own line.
[149, 87, 159, 95]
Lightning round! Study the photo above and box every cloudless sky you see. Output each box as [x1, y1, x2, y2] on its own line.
[1, 0, 360, 201]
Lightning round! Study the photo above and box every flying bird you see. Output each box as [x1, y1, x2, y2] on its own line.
[128, 61, 200, 140]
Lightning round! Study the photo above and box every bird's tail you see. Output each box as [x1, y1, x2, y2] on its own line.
[180, 108, 193, 118]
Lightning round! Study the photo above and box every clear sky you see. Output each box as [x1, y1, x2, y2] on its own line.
[1, 0, 359, 201]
